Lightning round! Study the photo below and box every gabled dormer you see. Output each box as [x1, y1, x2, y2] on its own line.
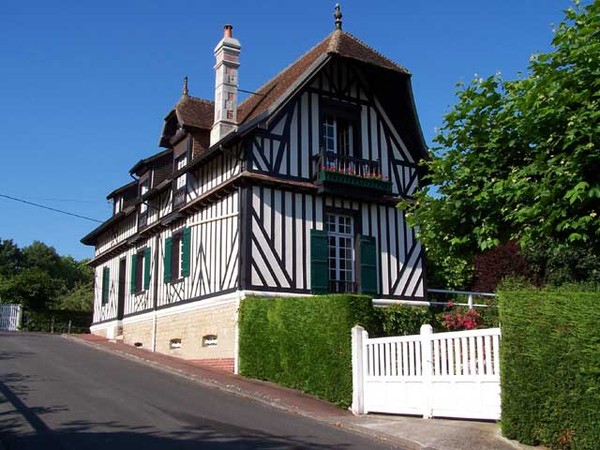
[158, 79, 217, 210]
[107, 181, 137, 216]
[130, 149, 173, 228]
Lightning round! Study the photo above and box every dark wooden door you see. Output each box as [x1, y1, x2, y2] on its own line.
[117, 258, 126, 320]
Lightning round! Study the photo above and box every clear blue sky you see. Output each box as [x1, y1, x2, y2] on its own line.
[0, 0, 577, 260]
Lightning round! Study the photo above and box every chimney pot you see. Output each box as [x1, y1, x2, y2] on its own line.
[224, 24, 233, 38]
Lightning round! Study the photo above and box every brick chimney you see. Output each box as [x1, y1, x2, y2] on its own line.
[210, 24, 241, 146]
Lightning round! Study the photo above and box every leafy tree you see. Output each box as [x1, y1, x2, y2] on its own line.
[21, 241, 62, 277]
[53, 281, 94, 312]
[0, 239, 93, 312]
[0, 238, 22, 277]
[0, 268, 65, 310]
[404, 1, 600, 288]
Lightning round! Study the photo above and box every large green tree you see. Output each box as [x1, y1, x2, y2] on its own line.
[0, 238, 93, 311]
[404, 1, 600, 288]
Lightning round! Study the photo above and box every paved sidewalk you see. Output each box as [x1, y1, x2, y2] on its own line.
[65, 334, 543, 450]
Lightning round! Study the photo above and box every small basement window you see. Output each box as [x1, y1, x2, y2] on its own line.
[134, 342, 143, 348]
[169, 338, 182, 349]
[202, 334, 218, 347]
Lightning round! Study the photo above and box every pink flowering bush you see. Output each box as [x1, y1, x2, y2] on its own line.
[437, 301, 483, 331]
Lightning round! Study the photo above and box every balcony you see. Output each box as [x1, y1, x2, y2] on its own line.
[314, 150, 392, 195]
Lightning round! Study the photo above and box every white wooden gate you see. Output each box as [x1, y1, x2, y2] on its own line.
[0, 304, 22, 331]
[352, 325, 501, 420]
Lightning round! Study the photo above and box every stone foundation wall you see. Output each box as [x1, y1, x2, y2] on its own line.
[154, 302, 237, 361]
[122, 319, 153, 349]
[115, 301, 238, 370]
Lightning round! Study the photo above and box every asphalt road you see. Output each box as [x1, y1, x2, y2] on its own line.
[0, 332, 397, 449]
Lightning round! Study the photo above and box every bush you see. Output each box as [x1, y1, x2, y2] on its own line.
[238, 294, 378, 408]
[472, 241, 534, 292]
[499, 288, 600, 449]
[375, 304, 433, 336]
[21, 309, 92, 333]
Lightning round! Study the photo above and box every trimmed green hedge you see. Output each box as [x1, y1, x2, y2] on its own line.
[374, 303, 434, 335]
[238, 294, 378, 408]
[499, 289, 600, 449]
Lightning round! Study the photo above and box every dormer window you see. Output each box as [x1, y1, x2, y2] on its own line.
[173, 155, 188, 208]
[139, 178, 150, 213]
[113, 197, 123, 215]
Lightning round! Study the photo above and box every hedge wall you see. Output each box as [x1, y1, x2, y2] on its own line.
[498, 289, 600, 449]
[238, 294, 378, 408]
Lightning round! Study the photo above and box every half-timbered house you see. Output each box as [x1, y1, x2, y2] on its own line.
[82, 6, 428, 372]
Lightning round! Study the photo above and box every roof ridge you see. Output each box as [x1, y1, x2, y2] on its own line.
[326, 29, 342, 53]
[336, 31, 410, 74]
[184, 96, 214, 105]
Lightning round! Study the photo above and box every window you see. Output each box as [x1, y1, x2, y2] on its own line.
[323, 114, 355, 156]
[113, 197, 123, 215]
[310, 216, 378, 296]
[139, 178, 150, 214]
[173, 155, 187, 208]
[101, 266, 110, 305]
[130, 248, 151, 294]
[326, 214, 355, 293]
[164, 228, 191, 283]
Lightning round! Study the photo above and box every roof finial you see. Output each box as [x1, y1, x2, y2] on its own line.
[334, 3, 343, 30]
[182, 76, 189, 97]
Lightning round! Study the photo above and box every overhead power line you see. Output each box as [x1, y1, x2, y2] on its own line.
[0, 193, 103, 223]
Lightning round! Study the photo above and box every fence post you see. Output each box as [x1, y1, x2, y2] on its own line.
[468, 294, 474, 309]
[67, 320, 72, 334]
[420, 324, 433, 419]
[51, 316, 55, 333]
[351, 325, 367, 415]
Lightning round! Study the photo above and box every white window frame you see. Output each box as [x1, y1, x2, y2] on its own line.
[326, 213, 355, 287]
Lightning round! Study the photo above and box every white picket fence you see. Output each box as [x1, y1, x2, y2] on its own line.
[352, 324, 501, 420]
[0, 304, 22, 331]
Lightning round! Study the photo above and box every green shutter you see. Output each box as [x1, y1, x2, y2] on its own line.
[310, 229, 329, 294]
[143, 247, 151, 290]
[181, 228, 191, 278]
[164, 237, 172, 283]
[359, 235, 378, 296]
[102, 266, 110, 304]
[130, 255, 137, 294]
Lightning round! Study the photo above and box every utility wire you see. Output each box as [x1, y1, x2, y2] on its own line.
[0, 193, 103, 223]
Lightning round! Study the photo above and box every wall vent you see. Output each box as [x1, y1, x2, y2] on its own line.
[202, 334, 218, 347]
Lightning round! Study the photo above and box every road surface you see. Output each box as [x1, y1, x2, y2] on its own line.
[0, 332, 398, 449]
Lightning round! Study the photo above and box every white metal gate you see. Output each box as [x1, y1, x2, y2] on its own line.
[351, 325, 501, 420]
[0, 304, 22, 331]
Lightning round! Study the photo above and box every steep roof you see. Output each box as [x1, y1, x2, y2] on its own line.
[237, 29, 410, 125]
[174, 95, 214, 130]
[163, 29, 411, 134]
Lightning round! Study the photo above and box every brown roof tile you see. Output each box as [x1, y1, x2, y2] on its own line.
[330, 30, 409, 74]
[175, 96, 214, 130]
[166, 30, 410, 136]
[237, 29, 410, 125]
